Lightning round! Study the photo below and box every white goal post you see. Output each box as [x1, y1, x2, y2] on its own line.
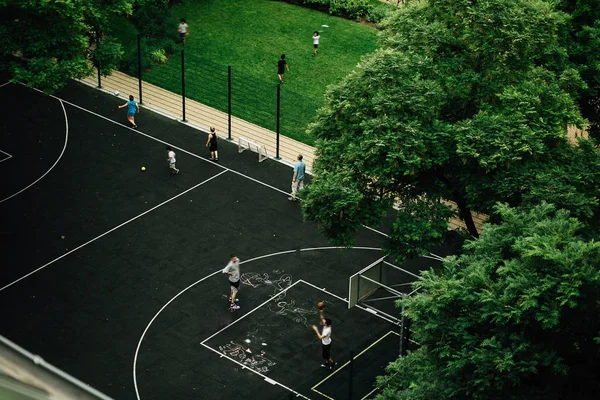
[238, 137, 268, 162]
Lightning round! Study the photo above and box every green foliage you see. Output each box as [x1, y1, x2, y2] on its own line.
[0, 0, 133, 91]
[556, 0, 600, 140]
[279, 0, 379, 21]
[329, 0, 371, 20]
[129, 0, 379, 144]
[131, 0, 171, 39]
[388, 199, 454, 262]
[91, 37, 124, 74]
[301, 0, 597, 257]
[151, 48, 167, 64]
[300, 170, 390, 246]
[377, 203, 600, 399]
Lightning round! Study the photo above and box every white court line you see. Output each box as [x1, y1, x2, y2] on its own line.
[200, 343, 311, 400]
[299, 246, 382, 252]
[132, 269, 222, 400]
[0, 149, 12, 163]
[0, 170, 228, 292]
[200, 280, 303, 345]
[48, 95, 294, 198]
[0, 99, 68, 204]
[133, 246, 383, 400]
[298, 279, 348, 302]
[49, 91, 389, 239]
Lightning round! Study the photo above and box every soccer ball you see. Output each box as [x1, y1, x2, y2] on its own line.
[114, 90, 120, 96]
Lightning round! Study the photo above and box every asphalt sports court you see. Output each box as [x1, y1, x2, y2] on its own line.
[0, 78, 426, 399]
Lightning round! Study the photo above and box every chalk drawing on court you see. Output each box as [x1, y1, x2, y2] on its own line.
[268, 297, 315, 328]
[240, 270, 293, 294]
[218, 341, 276, 374]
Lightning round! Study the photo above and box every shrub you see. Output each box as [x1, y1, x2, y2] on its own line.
[365, 3, 391, 23]
[329, 0, 372, 20]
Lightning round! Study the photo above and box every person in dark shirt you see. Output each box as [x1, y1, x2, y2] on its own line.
[277, 54, 290, 83]
[205, 127, 219, 161]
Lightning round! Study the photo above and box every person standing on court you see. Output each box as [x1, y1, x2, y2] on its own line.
[289, 154, 306, 201]
[166, 146, 179, 175]
[178, 18, 189, 46]
[277, 54, 289, 83]
[312, 318, 336, 370]
[312, 31, 320, 55]
[118, 95, 139, 128]
[222, 254, 241, 310]
[205, 127, 219, 161]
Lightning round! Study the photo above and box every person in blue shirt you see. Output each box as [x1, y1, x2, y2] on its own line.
[289, 154, 306, 201]
[118, 95, 140, 128]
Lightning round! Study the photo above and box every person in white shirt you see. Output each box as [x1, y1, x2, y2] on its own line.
[313, 31, 320, 55]
[222, 255, 241, 310]
[166, 146, 179, 175]
[312, 318, 336, 369]
[178, 18, 189, 46]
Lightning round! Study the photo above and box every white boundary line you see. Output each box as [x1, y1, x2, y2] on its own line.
[48, 94, 294, 198]
[0, 149, 12, 163]
[199, 280, 303, 345]
[51, 87, 389, 239]
[310, 330, 401, 400]
[133, 246, 383, 400]
[299, 246, 382, 252]
[0, 170, 228, 292]
[199, 343, 311, 399]
[0, 99, 69, 204]
[298, 279, 348, 302]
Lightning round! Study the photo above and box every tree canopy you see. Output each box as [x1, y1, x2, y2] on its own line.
[300, 0, 600, 261]
[0, 0, 134, 92]
[376, 202, 600, 399]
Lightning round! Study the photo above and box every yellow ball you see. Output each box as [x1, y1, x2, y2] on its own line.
[141, 167, 146, 171]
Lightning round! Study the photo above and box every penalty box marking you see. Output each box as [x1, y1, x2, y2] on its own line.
[200, 279, 398, 400]
[311, 330, 401, 400]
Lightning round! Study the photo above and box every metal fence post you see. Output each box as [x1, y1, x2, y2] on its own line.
[400, 306, 410, 357]
[276, 83, 281, 159]
[96, 61, 101, 88]
[181, 49, 187, 122]
[228, 65, 232, 140]
[137, 33, 143, 104]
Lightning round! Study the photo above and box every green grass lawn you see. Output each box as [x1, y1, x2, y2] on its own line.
[116, 0, 380, 144]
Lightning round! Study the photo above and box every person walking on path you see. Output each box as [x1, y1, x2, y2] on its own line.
[178, 18, 189, 45]
[205, 127, 219, 161]
[312, 31, 320, 55]
[166, 146, 179, 175]
[312, 318, 336, 370]
[118, 95, 139, 128]
[277, 54, 289, 83]
[222, 254, 241, 310]
[289, 154, 306, 201]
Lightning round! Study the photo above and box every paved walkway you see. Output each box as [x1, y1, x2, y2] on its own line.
[80, 71, 316, 171]
[81, 71, 486, 232]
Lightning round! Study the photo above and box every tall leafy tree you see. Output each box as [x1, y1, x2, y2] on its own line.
[300, 0, 596, 260]
[376, 202, 600, 399]
[557, 0, 600, 140]
[0, 0, 134, 92]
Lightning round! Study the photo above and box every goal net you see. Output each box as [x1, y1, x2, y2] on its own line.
[348, 256, 420, 324]
[238, 137, 268, 162]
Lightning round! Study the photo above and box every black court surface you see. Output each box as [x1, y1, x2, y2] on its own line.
[0, 79, 418, 400]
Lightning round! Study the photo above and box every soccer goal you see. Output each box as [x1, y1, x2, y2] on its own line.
[348, 256, 421, 324]
[238, 137, 268, 162]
